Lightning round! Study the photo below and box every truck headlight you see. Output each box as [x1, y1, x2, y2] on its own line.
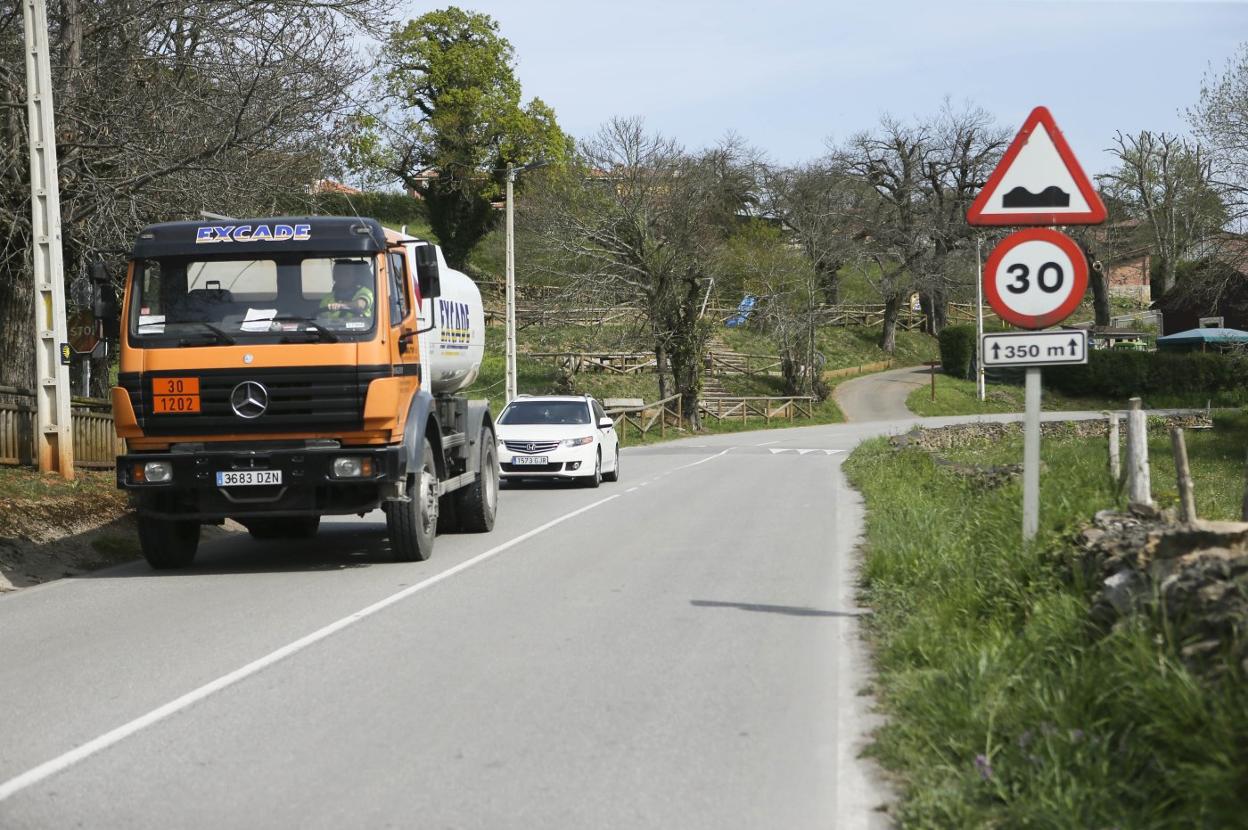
[143, 461, 173, 483]
[562, 436, 594, 447]
[332, 457, 374, 478]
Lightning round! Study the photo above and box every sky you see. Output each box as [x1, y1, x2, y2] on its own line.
[397, 0, 1247, 174]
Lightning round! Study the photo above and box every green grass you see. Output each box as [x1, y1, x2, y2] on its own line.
[719, 325, 939, 373]
[908, 374, 1242, 418]
[843, 413, 1248, 826]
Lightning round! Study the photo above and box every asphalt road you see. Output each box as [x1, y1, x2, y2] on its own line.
[0, 422, 895, 829]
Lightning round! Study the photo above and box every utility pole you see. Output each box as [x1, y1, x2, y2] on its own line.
[975, 234, 986, 402]
[504, 167, 517, 403]
[23, 0, 74, 478]
[503, 160, 549, 403]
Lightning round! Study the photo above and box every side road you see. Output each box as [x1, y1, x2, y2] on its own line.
[834, 365, 934, 422]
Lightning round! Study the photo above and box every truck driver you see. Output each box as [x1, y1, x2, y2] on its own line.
[319, 259, 375, 320]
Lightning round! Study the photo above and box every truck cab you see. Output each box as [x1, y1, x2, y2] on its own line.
[103, 216, 498, 568]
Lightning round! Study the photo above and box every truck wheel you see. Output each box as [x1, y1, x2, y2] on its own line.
[387, 437, 438, 562]
[138, 516, 200, 569]
[580, 450, 602, 488]
[602, 448, 620, 482]
[452, 428, 498, 533]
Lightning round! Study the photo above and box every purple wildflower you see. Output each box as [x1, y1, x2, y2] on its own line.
[974, 753, 994, 781]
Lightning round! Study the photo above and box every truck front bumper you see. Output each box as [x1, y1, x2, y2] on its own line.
[117, 444, 406, 521]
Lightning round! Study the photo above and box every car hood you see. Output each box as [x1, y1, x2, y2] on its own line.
[496, 423, 596, 441]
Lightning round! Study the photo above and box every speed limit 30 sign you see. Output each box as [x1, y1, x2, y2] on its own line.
[983, 228, 1088, 329]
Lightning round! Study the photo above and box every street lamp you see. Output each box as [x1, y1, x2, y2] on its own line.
[504, 160, 548, 402]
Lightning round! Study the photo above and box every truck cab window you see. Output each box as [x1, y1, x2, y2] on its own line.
[387, 251, 410, 325]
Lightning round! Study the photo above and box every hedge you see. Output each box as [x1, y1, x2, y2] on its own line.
[939, 325, 977, 380]
[1046, 350, 1248, 398]
[278, 191, 430, 230]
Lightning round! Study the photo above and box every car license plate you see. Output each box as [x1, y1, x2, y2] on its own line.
[511, 456, 548, 466]
[216, 470, 283, 487]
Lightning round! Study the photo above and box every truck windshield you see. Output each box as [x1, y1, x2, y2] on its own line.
[129, 255, 378, 345]
[499, 401, 592, 425]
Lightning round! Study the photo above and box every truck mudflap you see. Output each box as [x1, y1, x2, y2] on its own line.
[117, 444, 406, 521]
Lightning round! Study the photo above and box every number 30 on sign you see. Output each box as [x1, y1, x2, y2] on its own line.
[983, 228, 1089, 330]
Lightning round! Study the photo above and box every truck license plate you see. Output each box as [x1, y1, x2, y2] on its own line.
[511, 456, 548, 466]
[216, 470, 283, 487]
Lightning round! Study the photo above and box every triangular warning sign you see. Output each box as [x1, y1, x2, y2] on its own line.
[967, 106, 1107, 226]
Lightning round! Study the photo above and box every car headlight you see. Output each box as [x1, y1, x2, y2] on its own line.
[561, 436, 594, 447]
[142, 461, 172, 483]
[332, 457, 375, 478]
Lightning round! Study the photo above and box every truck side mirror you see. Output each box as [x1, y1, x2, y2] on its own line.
[414, 245, 441, 300]
[90, 261, 121, 338]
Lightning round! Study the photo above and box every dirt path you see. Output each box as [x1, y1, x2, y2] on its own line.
[834, 365, 934, 422]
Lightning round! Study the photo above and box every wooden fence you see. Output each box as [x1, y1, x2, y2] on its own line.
[699, 396, 815, 424]
[705, 351, 783, 377]
[528, 351, 657, 375]
[0, 387, 123, 469]
[605, 394, 683, 446]
[823, 359, 894, 380]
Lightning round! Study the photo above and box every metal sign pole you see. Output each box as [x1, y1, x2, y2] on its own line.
[22, 0, 74, 478]
[1023, 368, 1041, 540]
[975, 235, 986, 401]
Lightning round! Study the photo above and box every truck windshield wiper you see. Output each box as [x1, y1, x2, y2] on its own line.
[266, 315, 340, 343]
[176, 321, 236, 345]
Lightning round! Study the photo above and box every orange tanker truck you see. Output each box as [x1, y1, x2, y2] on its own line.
[93, 216, 498, 569]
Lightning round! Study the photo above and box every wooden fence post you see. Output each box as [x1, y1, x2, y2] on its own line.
[1108, 412, 1120, 483]
[1125, 397, 1152, 507]
[1171, 427, 1197, 524]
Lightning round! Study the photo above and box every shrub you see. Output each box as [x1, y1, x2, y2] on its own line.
[1047, 350, 1248, 398]
[939, 325, 977, 379]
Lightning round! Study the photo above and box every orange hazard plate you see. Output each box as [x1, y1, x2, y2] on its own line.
[153, 377, 200, 413]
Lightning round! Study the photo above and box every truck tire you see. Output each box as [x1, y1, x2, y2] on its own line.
[138, 516, 200, 569]
[246, 517, 320, 540]
[452, 428, 498, 533]
[386, 437, 438, 561]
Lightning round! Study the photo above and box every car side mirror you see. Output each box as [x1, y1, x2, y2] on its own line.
[414, 245, 441, 300]
[90, 261, 121, 338]
[598, 417, 614, 430]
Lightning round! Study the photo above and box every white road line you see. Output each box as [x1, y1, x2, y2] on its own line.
[626, 487, 639, 493]
[0, 494, 621, 804]
[671, 447, 734, 470]
[756, 439, 781, 446]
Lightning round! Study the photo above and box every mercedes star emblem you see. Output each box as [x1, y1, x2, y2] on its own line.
[230, 381, 269, 419]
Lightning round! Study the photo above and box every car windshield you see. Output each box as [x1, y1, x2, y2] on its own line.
[130, 255, 378, 345]
[499, 401, 592, 425]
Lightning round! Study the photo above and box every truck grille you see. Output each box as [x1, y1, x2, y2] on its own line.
[504, 440, 561, 454]
[121, 366, 391, 435]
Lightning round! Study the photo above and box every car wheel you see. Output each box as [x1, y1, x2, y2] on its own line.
[580, 450, 602, 488]
[602, 447, 620, 482]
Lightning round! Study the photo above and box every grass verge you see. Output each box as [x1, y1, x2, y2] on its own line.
[843, 414, 1248, 826]
[907, 373, 1235, 417]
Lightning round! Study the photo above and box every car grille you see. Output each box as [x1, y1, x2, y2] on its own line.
[121, 365, 390, 435]
[504, 440, 561, 454]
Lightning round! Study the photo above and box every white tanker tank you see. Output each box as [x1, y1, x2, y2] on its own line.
[407, 241, 485, 395]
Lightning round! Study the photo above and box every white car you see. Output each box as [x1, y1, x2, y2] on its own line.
[496, 395, 620, 487]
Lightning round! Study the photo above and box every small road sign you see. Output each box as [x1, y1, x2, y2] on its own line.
[983, 228, 1088, 329]
[67, 309, 100, 354]
[967, 106, 1107, 226]
[982, 330, 1088, 367]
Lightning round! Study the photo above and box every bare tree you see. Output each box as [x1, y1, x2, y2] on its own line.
[920, 102, 1008, 333]
[837, 116, 931, 353]
[521, 118, 750, 428]
[0, 0, 386, 389]
[1104, 131, 1225, 299]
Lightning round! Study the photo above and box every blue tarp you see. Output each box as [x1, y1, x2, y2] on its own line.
[1156, 327, 1248, 344]
[725, 295, 757, 328]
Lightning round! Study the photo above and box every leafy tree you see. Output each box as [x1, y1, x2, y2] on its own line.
[352, 7, 569, 267]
